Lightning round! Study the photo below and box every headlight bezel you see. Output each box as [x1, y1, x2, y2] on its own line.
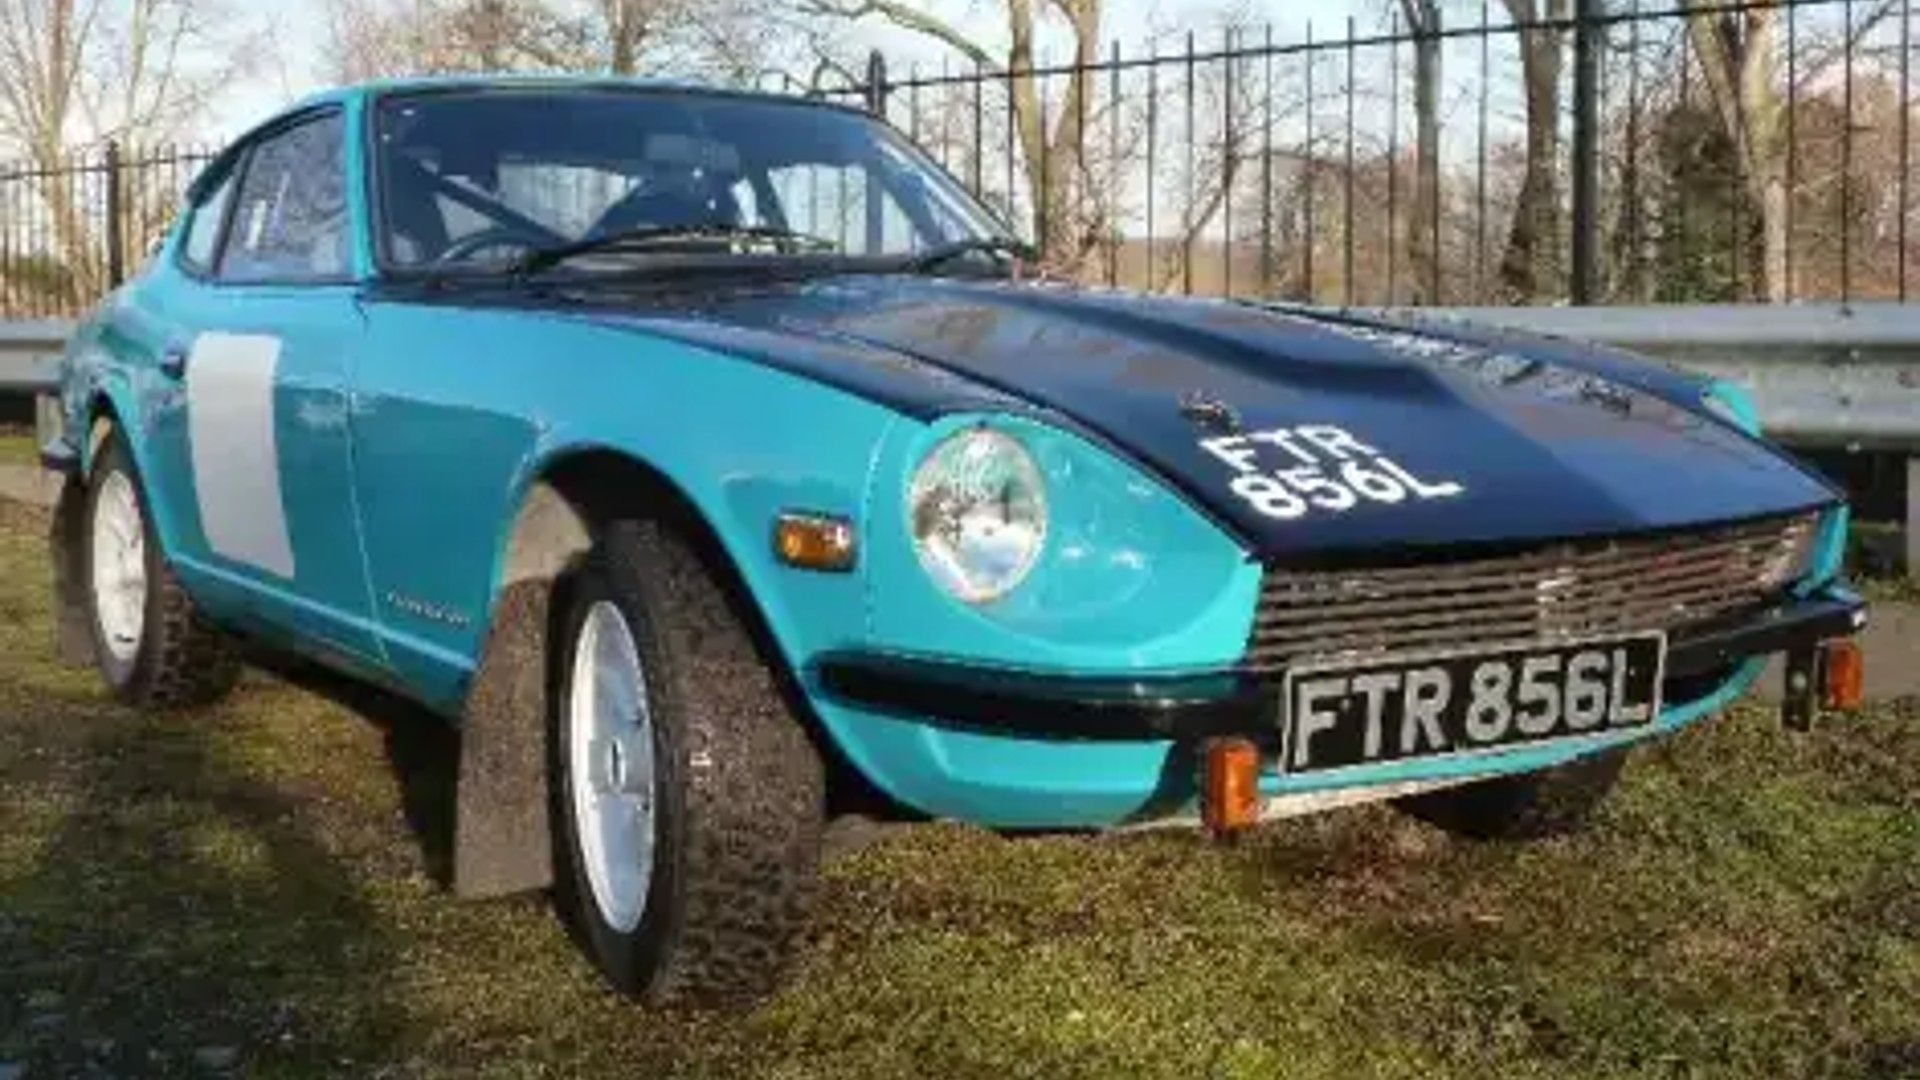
[905, 425, 1050, 605]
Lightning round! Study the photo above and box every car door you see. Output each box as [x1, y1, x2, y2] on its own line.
[139, 109, 384, 667]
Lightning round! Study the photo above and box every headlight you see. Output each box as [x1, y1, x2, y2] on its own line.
[907, 427, 1048, 603]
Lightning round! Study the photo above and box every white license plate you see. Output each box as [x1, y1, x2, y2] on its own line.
[1280, 633, 1666, 774]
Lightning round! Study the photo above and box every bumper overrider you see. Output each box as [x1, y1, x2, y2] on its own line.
[816, 583, 1867, 743]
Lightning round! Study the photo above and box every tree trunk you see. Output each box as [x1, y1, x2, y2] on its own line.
[1402, 0, 1441, 304]
[1499, 0, 1565, 301]
[1005, 0, 1098, 260]
[1684, 2, 1785, 300]
[27, 0, 99, 304]
[601, 0, 645, 74]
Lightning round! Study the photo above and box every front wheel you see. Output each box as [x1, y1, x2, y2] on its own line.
[551, 519, 823, 1006]
[1395, 748, 1627, 840]
[83, 434, 238, 708]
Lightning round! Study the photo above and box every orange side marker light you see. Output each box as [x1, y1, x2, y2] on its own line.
[773, 512, 856, 572]
[1202, 737, 1261, 837]
[1820, 638, 1864, 711]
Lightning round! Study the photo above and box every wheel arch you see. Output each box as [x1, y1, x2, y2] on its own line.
[487, 445, 794, 655]
[455, 442, 841, 899]
[74, 380, 188, 556]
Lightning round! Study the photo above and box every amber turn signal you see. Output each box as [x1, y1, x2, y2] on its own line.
[1820, 638, 1865, 711]
[773, 512, 856, 572]
[1201, 737, 1261, 837]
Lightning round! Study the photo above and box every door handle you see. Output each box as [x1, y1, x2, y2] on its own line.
[158, 343, 189, 379]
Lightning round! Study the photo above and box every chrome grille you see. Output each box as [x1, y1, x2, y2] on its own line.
[1248, 513, 1819, 673]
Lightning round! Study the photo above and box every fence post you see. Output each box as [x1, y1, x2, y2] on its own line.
[865, 50, 889, 116]
[104, 139, 125, 289]
[1569, 0, 1600, 304]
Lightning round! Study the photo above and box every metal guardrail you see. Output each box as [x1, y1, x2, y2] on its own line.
[0, 320, 68, 394]
[1419, 303, 1920, 451]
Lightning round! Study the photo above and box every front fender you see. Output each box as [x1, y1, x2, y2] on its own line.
[477, 334, 910, 687]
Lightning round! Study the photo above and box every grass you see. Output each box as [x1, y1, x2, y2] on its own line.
[0, 502, 1916, 1078]
[0, 426, 38, 467]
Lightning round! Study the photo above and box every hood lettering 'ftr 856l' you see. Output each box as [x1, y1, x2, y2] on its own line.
[615, 276, 1838, 559]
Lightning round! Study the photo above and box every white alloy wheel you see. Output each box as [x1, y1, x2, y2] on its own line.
[567, 599, 657, 933]
[90, 470, 147, 664]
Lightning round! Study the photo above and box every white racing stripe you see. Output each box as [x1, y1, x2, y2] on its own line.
[186, 332, 295, 578]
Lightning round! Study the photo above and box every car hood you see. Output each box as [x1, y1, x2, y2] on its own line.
[607, 275, 1837, 557]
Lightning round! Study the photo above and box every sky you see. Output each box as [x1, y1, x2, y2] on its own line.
[208, 0, 1366, 138]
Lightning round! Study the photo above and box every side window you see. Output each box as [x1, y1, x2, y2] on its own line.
[181, 162, 239, 271]
[221, 113, 350, 282]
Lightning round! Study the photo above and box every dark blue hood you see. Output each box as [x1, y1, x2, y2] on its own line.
[604, 275, 1838, 557]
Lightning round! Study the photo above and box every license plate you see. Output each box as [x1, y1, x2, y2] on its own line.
[1280, 634, 1666, 775]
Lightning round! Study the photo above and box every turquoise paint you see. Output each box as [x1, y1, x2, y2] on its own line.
[1701, 377, 1762, 435]
[1804, 503, 1850, 592]
[342, 94, 377, 279]
[349, 304, 899, 711]
[859, 412, 1261, 671]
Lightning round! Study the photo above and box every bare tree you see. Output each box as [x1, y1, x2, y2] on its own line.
[0, 0, 240, 306]
[1681, 0, 1895, 300]
[1498, 0, 1567, 301]
[320, 0, 760, 81]
[795, 0, 1103, 259]
[1399, 0, 1441, 303]
[1681, 0, 1786, 299]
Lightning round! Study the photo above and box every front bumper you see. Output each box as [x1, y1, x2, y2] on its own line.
[816, 584, 1868, 742]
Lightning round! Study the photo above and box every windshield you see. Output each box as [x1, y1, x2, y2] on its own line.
[373, 88, 1010, 272]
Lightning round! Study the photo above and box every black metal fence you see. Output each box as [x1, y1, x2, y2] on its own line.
[1, 0, 1913, 317]
[0, 144, 214, 318]
[807, 0, 1916, 308]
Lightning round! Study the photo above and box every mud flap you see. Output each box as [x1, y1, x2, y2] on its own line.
[454, 578, 554, 898]
[49, 474, 96, 668]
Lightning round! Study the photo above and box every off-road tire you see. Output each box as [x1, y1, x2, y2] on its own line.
[83, 435, 239, 708]
[550, 518, 824, 1007]
[1395, 748, 1627, 840]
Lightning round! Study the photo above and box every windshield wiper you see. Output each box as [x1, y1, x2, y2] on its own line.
[510, 223, 839, 277]
[901, 236, 1035, 274]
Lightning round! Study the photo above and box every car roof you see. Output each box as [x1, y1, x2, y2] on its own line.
[279, 74, 862, 120]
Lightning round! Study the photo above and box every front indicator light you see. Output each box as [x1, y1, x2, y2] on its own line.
[774, 512, 856, 572]
[1202, 737, 1261, 837]
[1820, 638, 1865, 711]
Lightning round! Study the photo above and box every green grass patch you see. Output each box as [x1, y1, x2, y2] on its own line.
[0, 500, 1916, 1077]
[0, 426, 38, 467]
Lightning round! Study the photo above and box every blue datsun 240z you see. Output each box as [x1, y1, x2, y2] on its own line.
[45, 77, 1867, 1003]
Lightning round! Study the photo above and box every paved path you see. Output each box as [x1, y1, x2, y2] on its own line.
[0, 463, 57, 508]
[2, 460, 1911, 700]
[1754, 601, 1920, 703]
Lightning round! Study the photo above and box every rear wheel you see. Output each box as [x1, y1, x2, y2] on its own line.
[1395, 749, 1627, 840]
[550, 519, 823, 1006]
[83, 435, 239, 708]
